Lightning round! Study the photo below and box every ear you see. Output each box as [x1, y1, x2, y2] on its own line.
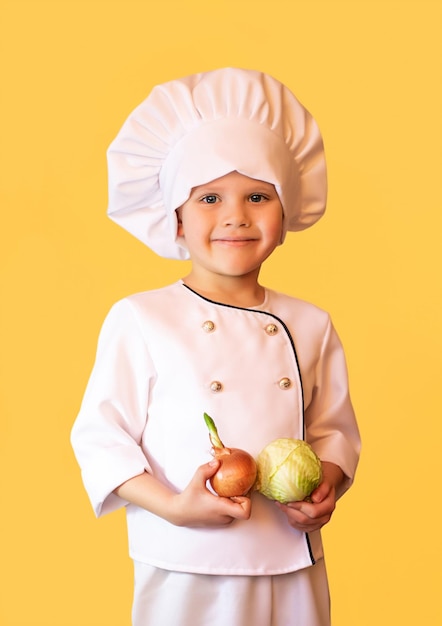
[176, 209, 184, 237]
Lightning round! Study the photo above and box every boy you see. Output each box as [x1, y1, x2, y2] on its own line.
[71, 68, 360, 625]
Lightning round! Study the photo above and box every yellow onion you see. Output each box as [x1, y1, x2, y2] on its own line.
[203, 413, 257, 497]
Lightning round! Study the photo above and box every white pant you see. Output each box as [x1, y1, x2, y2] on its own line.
[132, 559, 330, 626]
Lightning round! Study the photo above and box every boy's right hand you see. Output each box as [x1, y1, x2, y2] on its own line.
[168, 459, 252, 527]
[114, 461, 252, 528]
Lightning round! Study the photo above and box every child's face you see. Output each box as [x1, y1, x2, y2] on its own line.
[176, 171, 284, 281]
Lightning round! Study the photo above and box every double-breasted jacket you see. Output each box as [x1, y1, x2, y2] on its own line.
[71, 281, 360, 575]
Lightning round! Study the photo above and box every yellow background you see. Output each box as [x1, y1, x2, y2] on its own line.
[1, 0, 441, 624]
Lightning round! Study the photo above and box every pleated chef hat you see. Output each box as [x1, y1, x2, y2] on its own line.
[107, 67, 327, 260]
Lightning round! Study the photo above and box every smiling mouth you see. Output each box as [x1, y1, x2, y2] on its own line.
[212, 237, 257, 245]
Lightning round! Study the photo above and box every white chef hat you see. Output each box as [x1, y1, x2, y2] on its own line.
[107, 67, 327, 260]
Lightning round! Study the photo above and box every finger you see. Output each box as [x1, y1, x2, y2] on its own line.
[193, 459, 220, 484]
[282, 500, 314, 516]
[229, 496, 252, 520]
[280, 500, 319, 520]
[310, 482, 330, 504]
[284, 508, 330, 530]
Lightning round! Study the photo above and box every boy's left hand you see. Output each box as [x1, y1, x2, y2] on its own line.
[275, 461, 344, 532]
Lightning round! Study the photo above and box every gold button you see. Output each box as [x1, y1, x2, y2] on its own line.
[202, 320, 215, 332]
[279, 377, 292, 390]
[210, 381, 223, 392]
[265, 323, 278, 335]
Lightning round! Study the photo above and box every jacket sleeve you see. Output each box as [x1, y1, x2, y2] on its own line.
[71, 299, 155, 517]
[304, 317, 361, 498]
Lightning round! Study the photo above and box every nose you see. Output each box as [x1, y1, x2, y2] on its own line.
[222, 201, 250, 227]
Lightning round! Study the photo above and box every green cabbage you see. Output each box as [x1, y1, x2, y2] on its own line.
[255, 438, 322, 503]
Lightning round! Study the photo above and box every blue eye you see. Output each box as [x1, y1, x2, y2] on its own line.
[201, 195, 218, 204]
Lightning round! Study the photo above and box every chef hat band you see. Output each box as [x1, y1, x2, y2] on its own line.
[107, 68, 327, 260]
[159, 117, 300, 244]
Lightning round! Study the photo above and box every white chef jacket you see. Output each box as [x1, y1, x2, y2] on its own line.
[71, 281, 360, 576]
